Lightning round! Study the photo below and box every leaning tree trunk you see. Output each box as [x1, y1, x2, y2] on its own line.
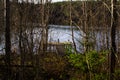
[4, 0, 11, 79]
[110, 0, 118, 80]
[70, 0, 77, 52]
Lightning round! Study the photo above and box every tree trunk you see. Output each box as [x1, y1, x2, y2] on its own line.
[18, 1, 24, 79]
[70, 0, 77, 52]
[110, 0, 118, 80]
[4, 0, 11, 79]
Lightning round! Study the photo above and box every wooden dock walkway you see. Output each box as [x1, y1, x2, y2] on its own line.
[46, 42, 72, 55]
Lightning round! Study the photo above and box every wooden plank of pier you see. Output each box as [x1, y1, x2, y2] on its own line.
[47, 42, 72, 55]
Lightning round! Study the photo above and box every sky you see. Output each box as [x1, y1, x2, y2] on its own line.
[18, 0, 76, 3]
[52, 0, 77, 2]
[52, 0, 66, 2]
[18, 0, 98, 3]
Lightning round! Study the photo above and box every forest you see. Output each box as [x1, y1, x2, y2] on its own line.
[0, 0, 120, 80]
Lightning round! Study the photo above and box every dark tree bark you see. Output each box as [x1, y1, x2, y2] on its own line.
[70, 0, 77, 52]
[18, 1, 25, 79]
[110, 0, 118, 80]
[4, 0, 11, 79]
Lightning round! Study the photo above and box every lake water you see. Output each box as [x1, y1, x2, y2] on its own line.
[0, 25, 120, 53]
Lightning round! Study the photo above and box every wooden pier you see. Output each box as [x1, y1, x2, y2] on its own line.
[46, 42, 72, 55]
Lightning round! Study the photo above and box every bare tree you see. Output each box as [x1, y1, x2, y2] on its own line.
[109, 0, 118, 80]
[4, 0, 11, 79]
[17, 0, 27, 79]
[39, 0, 50, 53]
[69, 0, 77, 52]
[81, 1, 90, 52]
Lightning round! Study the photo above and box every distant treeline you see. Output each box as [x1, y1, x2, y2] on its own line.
[0, 1, 120, 31]
[49, 1, 120, 26]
